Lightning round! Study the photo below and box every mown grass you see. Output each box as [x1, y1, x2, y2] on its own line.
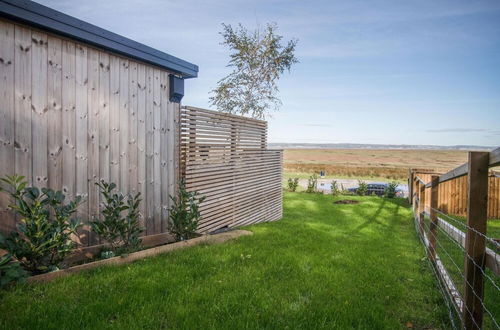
[0, 193, 450, 329]
[420, 214, 500, 328]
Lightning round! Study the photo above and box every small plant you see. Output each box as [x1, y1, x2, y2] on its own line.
[287, 178, 299, 192]
[0, 175, 82, 274]
[384, 181, 399, 198]
[169, 179, 205, 241]
[331, 180, 340, 196]
[357, 180, 368, 196]
[306, 174, 318, 193]
[91, 181, 143, 254]
[0, 253, 27, 288]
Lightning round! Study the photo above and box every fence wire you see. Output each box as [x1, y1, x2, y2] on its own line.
[413, 196, 500, 329]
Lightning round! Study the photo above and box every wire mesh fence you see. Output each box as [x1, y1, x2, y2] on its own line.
[411, 149, 500, 330]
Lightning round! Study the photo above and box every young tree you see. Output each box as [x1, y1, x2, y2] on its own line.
[210, 23, 298, 119]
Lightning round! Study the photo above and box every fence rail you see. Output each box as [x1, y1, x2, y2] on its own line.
[180, 106, 283, 233]
[409, 170, 500, 219]
[410, 148, 500, 329]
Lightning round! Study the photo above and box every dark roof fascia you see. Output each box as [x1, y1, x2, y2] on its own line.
[0, 0, 198, 78]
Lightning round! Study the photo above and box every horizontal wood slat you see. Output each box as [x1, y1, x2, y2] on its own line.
[180, 106, 282, 233]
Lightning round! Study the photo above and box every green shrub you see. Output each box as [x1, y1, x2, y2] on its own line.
[287, 178, 299, 192]
[0, 253, 27, 288]
[331, 180, 340, 196]
[357, 180, 368, 196]
[306, 174, 318, 193]
[169, 179, 205, 241]
[384, 181, 399, 198]
[91, 181, 143, 254]
[0, 175, 82, 274]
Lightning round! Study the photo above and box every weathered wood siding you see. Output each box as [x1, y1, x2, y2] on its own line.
[180, 106, 283, 233]
[0, 18, 180, 245]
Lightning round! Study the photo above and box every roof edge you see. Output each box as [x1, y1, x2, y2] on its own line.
[0, 0, 198, 78]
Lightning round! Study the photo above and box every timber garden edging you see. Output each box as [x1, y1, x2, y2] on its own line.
[27, 230, 253, 283]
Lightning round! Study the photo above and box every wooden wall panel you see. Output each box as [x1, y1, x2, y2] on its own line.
[75, 43, 89, 245]
[62, 41, 76, 201]
[31, 31, 48, 188]
[98, 52, 110, 188]
[87, 48, 100, 246]
[0, 18, 181, 247]
[109, 56, 120, 186]
[137, 64, 147, 230]
[14, 25, 32, 184]
[0, 20, 15, 233]
[180, 106, 283, 233]
[128, 61, 138, 196]
[145, 66, 154, 235]
[160, 72, 169, 233]
[47, 36, 62, 191]
[119, 59, 129, 195]
[152, 69, 161, 234]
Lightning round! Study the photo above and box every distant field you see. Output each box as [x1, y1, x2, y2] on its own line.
[283, 149, 468, 180]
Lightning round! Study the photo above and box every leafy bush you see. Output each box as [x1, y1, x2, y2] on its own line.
[384, 181, 399, 198]
[306, 174, 318, 193]
[0, 253, 27, 288]
[331, 180, 340, 196]
[91, 181, 143, 254]
[287, 178, 299, 192]
[169, 179, 205, 241]
[0, 175, 82, 274]
[356, 180, 368, 196]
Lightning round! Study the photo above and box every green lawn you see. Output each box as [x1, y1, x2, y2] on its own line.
[420, 213, 500, 328]
[0, 193, 450, 329]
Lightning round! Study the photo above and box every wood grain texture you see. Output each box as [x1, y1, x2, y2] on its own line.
[31, 31, 48, 188]
[137, 64, 147, 230]
[152, 69, 161, 233]
[0, 18, 182, 247]
[180, 106, 282, 233]
[145, 66, 154, 235]
[0, 20, 15, 232]
[62, 40, 76, 200]
[87, 48, 100, 246]
[119, 58, 129, 195]
[47, 36, 63, 191]
[109, 56, 120, 185]
[75, 43, 89, 246]
[463, 152, 489, 330]
[128, 61, 138, 195]
[14, 25, 32, 184]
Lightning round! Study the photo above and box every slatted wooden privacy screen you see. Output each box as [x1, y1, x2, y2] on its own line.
[180, 106, 283, 233]
[0, 18, 180, 246]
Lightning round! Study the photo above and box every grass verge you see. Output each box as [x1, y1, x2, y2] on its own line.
[0, 193, 450, 329]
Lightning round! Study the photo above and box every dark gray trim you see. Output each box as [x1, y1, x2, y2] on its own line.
[0, 0, 198, 78]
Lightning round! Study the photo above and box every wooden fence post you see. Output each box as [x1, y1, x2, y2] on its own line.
[415, 179, 420, 216]
[429, 175, 439, 262]
[409, 169, 414, 205]
[419, 183, 426, 236]
[463, 151, 489, 330]
[415, 178, 420, 215]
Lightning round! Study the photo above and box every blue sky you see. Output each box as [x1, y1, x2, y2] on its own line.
[38, 0, 500, 146]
